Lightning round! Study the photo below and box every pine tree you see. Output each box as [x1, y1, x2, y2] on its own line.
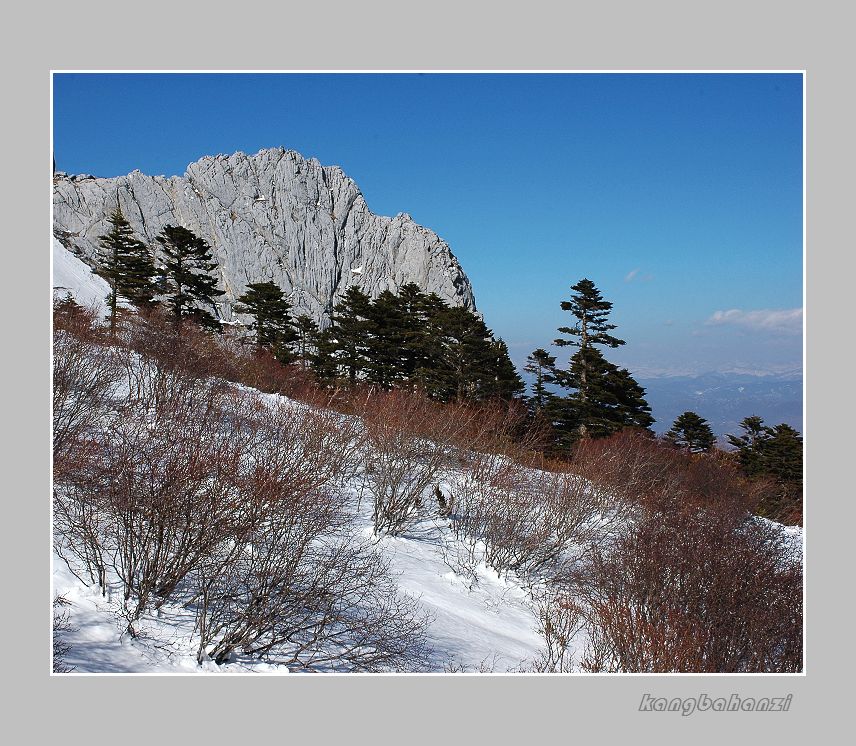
[726, 417, 802, 521]
[233, 281, 298, 363]
[364, 289, 408, 388]
[665, 411, 716, 453]
[156, 225, 224, 330]
[604, 366, 655, 431]
[328, 286, 372, 384]
[762, 424, 803, 485]
[395, 283, 435, 382]
[484, 338, 525, 401]
[311, 326, 340, 383]
[432, 305, 495, 402]
[412, 292, 453, 397]
[293, 314, 321, 371]
[554, 279, 625, 410]
[524, 348, 557, 412]
[96, 207, 157, 333]
[726, 415, 769, 476]
[551, 278, 650, 441]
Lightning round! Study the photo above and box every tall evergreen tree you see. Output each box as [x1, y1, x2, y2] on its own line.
[395, 283, 434, 382]
[484, 338, 525, 401]
[156, 225, 224, 330]
[328, 286, 372, 384]
[762, 424, 803, 485]
[432, 305, 495, 402]
[665, 411, 716, 453]
[364, 289, 409, 388]
[524, 348, 557, 412]
[726, 417, 803, 521]
[96, 207, 157, 333]
[726, 415, 770, 476]
[554, 279, 625, 413]
[604, 365, 655, 431]
[293, 314, 321, 371]
[233, 281, 298, 363]
[550, 278, 650, 441]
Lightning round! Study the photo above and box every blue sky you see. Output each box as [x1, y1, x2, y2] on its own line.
[53, 72, 803, 377]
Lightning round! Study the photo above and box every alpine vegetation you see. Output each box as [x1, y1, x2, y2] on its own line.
[52, 158, 802, 674]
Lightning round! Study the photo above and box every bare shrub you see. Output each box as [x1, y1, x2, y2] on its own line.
[357, 390, 462, 535]
[571, 429, 761, 519]
[572, 505, 803, 672]
[528, 586, 585, 672]
[447, 454, 626, 580]
[52, 595, 75, 673]
[122, 307, 239, 384]
[191, 393, 430, 670]
[53, 302, 121, 472]
[195, 524, 432, 671]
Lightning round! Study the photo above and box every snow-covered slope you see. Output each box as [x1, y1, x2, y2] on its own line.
[52, 237, 110, 311]
[53, 469, 545, 673]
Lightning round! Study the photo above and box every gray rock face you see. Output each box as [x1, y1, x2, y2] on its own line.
[53, 147, 477, 324]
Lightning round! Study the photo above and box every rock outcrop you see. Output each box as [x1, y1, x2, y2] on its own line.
[52, 147, 477, 323]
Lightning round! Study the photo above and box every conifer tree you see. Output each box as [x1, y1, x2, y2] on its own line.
[726, 415, 770, 476]
[311, 326, 340, 383]
[364, 289, 408, 388]
[293, 314, 321, 371]
[328, 286, 372, 384]
[156, 225, 224, 330]
[551, 278, 651, 441]
[433, 305, 495, 402]
[554, 279, 625, 409]
[395, 283, 434, 381]
[665, 411, 716, 453]
[484, 339, 525, 401]
[97, 207, 157, 334]
[728, 417, 803, 486]
[604, 365, 655, 431]
[762, 424, 803, 485]
[524, 348, 557, 412]
[233, 281, 298, 363]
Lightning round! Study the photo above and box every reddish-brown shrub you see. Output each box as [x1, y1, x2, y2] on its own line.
[567, 504, 803, 672]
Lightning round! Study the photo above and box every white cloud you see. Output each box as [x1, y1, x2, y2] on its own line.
[625, 268, 653, 283]
[705, 308, 803, 334]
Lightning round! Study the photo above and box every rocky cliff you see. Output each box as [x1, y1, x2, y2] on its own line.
[52, 147, 477, 323]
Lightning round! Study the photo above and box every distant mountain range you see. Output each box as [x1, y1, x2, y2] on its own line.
[632, 370, 802, 441]
[518, 368, 802, 442]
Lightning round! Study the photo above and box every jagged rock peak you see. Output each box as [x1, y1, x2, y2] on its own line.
[52, 147, 477, 324]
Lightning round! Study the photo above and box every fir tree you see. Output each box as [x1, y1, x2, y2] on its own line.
[156, 225, 224, 330]
[726, 415, 769, 476]
[726, 417, 803, 521]
[293, 314, 321, 371]
[328, 286, 372, 384]
[484, 338, 525, 401]
[762, 424, 803, 485]
[395, 283, 435, 382]
[364, 289, 409, 388]
[554, 278, 625, 407]
[524, 348, 557, 412]
[96, 207, 157, 333]
[665, 411, 716, 453]
[432, 305, 495, 402]
[311, 326, 340, 384]
[233, 281, 298, 363]
[550, 278, 650, 441]
[604, 365, 655, 431]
